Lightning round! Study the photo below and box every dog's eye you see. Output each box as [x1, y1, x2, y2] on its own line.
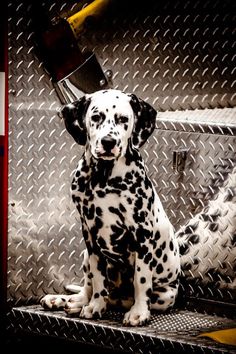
[91, 114, 101, 123]
[116, 116, 129, 124]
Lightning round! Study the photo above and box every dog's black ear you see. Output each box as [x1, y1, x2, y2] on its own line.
[129, 94, 157, 148]
[61, 96, 91, 145]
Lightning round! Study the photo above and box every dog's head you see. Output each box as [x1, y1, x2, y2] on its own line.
[61, 89, 157, 160]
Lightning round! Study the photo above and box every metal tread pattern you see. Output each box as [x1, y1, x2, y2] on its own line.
[7, 125, 236, 305]
[157, 108, 236, 126]
[7, 0, 236, 310]
[75, 0, 236, 111]
[7, 305, 236, 353]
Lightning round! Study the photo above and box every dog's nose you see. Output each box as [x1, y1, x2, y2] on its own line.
[101, 137, 117, 152]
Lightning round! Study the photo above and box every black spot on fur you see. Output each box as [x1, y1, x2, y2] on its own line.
[109, 206, 125, 223]
[163, 254, 168, 263]
[81, 164, 89, 173]
[159, 277, 168, 283]
[155, 286, 167, 293]
[135, 197, 143, 210]
[83, 229, 89, 241]
[158, 300, 165, 305]
[155, 231, 161, 240]
[101, 289, 108, 297]
[95, 216, 103, 229]
[160, 241, 166, 250]
[133, 209, 146, 223]
[97, 190, 106, 198]
[75, 176, 86, 192]
[107, 266, 118, 282]
[119, 203, 126, 213]
[98, 236, 108, 250]
[90, 159, 114, 189]
[108, 176, 127, 190]
[83, 204, 95, 220]
[96, 207, 103, 216]
[150, 259, 157, 268]
[155, 249, 162, 258]
[111, 224, 124, 237]
[156, 264, 164, 274]
[125, 172, 133, 181]
[151, 293, 159, 304]
[138, 244, 149, 258]
[144, 252, 152, 264]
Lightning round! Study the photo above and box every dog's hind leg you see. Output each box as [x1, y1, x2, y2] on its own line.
[65, 284, 83, 293]
[150, 280, 179, 311]
[41, 249, 92, 313]
[40, 294, 72, 310]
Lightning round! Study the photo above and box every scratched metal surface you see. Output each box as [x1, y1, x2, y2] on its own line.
[7, 0, 236, 310]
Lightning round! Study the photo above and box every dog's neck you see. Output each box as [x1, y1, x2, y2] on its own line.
[82, 141, 143, 188]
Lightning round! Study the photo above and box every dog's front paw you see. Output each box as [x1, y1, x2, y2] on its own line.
[123, 304, 150, 326]
[80, 299, 107, 319]
[40, 294, 68, 310]
[64, 293, 89, 315]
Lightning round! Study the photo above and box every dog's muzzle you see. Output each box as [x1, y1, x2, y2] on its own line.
[95, 136, 121, 159]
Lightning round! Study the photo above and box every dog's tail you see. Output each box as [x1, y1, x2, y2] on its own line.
[64, 284, 83, 293]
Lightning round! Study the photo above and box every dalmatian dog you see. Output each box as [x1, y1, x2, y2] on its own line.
[41, 89, 180, 326]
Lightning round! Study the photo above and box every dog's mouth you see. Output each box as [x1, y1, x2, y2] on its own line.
[95, 146, 122, 160]
[96, 152, 116, 160]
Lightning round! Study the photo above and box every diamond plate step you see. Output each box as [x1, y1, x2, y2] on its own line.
[7, 305, 236, 353]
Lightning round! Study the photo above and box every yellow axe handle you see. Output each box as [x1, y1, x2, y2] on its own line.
[67, 0, 110, 37]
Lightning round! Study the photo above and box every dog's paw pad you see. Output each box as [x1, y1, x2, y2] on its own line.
[64, 294, 89, 314]
[123, 307, 150, 326]
[80, 301, 106, 319]
[40, 295, 67, 310]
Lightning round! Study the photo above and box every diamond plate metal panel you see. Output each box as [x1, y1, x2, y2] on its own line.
[144, 128, 236, 226]
[7, 305, 236, 353]
[8, 1, 85, 305]
[8, 0, 236, 309]
[76, 0, 236, 111]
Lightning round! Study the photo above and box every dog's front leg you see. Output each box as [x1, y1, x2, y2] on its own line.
[80, 253, 108, 319]
[64, 249, 92, 314]
[123, 253, 152, 326]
